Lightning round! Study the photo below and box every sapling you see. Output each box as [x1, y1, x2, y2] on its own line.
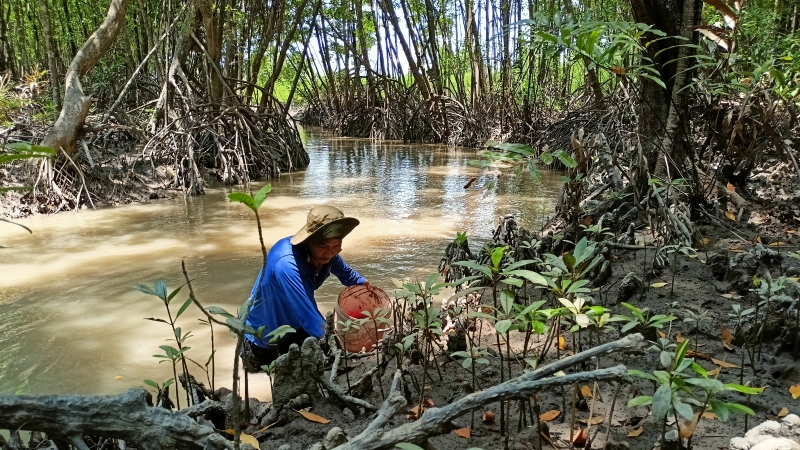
[336, 318, 360, 391]
[451, 347, 490, 428]
[135, 280, 195, 408]
[683, 310, 711, 353]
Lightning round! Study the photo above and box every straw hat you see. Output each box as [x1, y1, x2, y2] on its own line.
[290, 205, 360, 245]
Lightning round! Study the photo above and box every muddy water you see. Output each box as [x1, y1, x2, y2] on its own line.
[0, 129, 560, 400]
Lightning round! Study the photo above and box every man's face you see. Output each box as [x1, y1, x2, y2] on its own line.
[308, 238, 343, 265]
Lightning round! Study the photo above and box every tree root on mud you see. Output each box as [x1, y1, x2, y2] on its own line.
[330, 333, 644, 450]
[0, 334, 643, 450]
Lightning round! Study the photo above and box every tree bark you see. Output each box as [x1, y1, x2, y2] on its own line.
[40, 0, 131, 156]
[38, 0, 61, 109]
[0, 388, 234, 450]
[629, 0, 700, 174]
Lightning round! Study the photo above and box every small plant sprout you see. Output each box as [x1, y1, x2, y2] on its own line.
[135, 279, 195, 409]
[683, 310, 711, 353]
[618, 302, 676, 341]
[451, 347, 490, 428]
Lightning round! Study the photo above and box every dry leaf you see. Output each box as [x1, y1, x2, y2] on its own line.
[485, 424, 501, 432]
[651, 282, 668, 288]
[577, 415, 605, 425]
[539, 410, 561, 422]
[463, 177, 477, 189]
[581, 386, 593, 398]
[700, 238, 711, 246]
[454, 427, 471, 439]
[678, 415, 698, 438]
[657, 330, 666, 339]
[730, 249, 745, 253]
[701, 411, 718, 420]
[789, 230, 798, 234]
[688, 254, 699, 258]
[628, 427, 643, 437]
[572, 428, 588, 447]
[253, 422, 278, 434]
[687, 350, 711, 360]
[721, 327, 734, 350]
[779, 407, 790, 417]
[721, 327, 733, 344]
[769, 242, 787, 247]
[675, 333, 686, 343]
[790, 384, 800, 399]
[114, 376, 124, 380]
[721, 293, 740, 299]
[580, 215, 593, 227]
[725, 211, 736, 221]
[712, 358, 740, 369]
[727, 182, 735, 192]
[296, 410, 331, 424]
[755, 236, 763, 244]
[558, 336, 566, 350]
[707, 368, 721, 377]
[610, 66, 627, 75]
[239, 433, 260, 448]
[423, 398, 435, 407]
[483, 410, 496, 423]
[789, 277, 800, 282]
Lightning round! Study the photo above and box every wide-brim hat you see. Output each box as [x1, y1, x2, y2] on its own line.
[290, 205, 360, 245]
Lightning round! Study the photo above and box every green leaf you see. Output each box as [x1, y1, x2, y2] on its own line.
[652, 384, 672, 420]
[673, 397, 694, 421]
[495, 319, 513, 335]
[660, 351, 673, 369]
[134, 284, 157, 297]
[504, 269, 549, 286]
[228, 192, 256, 212]
[491, 246, 506, 270]
[686, 378, 725, 392]
[539, 152, 553, 164]
[499, 289, 515, 313]
[425, 273, 439, 291]
[627, 395, 653, 407]
[253, 184, 272, 210]
[206, 306, 233, 318]
[725, 402, 755, 416]
[453, 261, 492, 278]
[396, 444, 426, 450]
[528, 159, 541, 182]
[562, 253, 576, 270]
[461, 357, 473, 369]
[175, 298, 193, 320]
[709, 398, 730, 422]
[163, 378, 175, 388]
[690, 362, 708, 378]
[628, 370, 658, 382]
[724, 384, 764, 395]
[554, 150, 578, 168]
[155, 280, 168, 302]
[143, 379, 159, 389]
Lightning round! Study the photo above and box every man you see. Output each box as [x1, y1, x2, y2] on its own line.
[242, 205, 368, 371]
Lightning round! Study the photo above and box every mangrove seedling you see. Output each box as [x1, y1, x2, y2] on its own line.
[618, 302, 676, 341]
[683, 310, 711, 353]
[450, 347, 490, 428]
[135, 279, 195, 408]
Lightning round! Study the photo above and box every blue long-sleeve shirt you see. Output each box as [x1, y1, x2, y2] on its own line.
[245, 236, 365, 347]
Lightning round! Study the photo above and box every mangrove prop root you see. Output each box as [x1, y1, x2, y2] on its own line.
[335, 333, 644, 450]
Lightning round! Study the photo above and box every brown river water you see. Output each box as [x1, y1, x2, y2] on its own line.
[0, 128, 559, 400]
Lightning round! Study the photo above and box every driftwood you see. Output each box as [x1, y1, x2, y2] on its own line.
[333, 333, 644, 450]
[0, 388, 233, 450]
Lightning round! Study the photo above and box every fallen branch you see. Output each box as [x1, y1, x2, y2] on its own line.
[0, 388, 233, 450]
[335, 333, 644, 450]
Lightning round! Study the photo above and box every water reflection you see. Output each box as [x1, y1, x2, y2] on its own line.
[0, 128, 559, 398]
